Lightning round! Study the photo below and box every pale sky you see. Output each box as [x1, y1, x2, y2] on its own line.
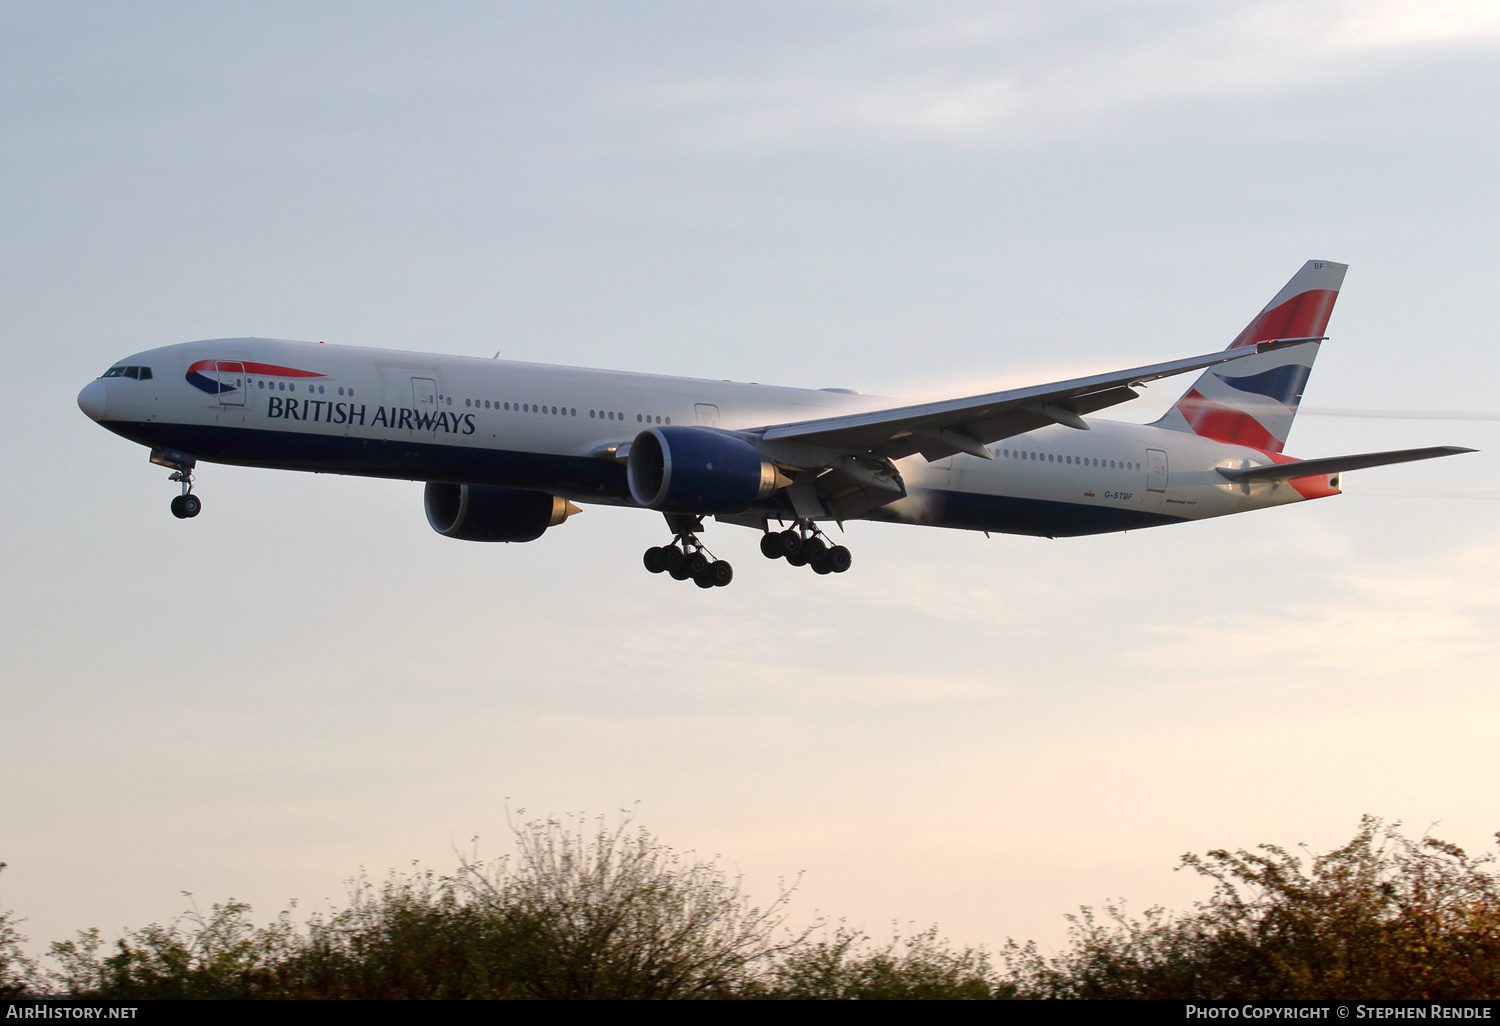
[3, 1, 1499, 959]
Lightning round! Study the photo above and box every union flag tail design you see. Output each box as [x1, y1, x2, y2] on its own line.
[1154, 260, 1347, 453]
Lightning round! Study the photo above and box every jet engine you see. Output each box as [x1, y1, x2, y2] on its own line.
[424, 483, 580, 542]
[626, 426, 789, 514]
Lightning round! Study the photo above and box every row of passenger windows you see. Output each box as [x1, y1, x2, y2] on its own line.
[459, 398, 674, 425]
[465, 400, 577, 416]
[1002, 448, 1141, 472]
[251, 379, 352, 397]
[102, 366, 152, 379]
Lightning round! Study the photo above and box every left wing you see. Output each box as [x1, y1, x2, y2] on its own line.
[754, 337, 1322, 463]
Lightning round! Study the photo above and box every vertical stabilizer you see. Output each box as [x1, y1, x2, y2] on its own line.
[1153, 260, 1346, 453]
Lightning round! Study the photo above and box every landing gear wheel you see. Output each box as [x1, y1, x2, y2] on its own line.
[685, 552, 710, 578]
[825, 545, 852, 573]
[802, 537, 828, 568]
[709, 560, 734, 587]
[661, 545, 686, 573]
[643, 547, 667, 573]
[776, 529, 803, 559]
[760, 533, 783, 560]
[170, 495, 188, 519]
[180, 494, 202, 518]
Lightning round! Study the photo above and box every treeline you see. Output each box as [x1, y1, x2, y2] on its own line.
[3, 815, 1499, 1000]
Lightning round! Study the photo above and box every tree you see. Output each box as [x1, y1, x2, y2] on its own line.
[453, 811, 806, 998]
[762, 924, 1012, 999]
[0, 864, 42, 999]
[50, 813, 811, 1000]
[1005, 817, 1500, 1000]
[50, 900, 301, 999]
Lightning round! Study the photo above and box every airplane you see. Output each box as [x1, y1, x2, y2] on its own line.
[77, 260, 1472, 588]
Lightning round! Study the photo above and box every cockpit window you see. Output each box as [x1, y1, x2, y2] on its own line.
[100, 365, 151, 380]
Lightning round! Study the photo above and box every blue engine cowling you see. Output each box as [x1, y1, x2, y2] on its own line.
[627, 426, 785, 514]
[424, 483, 576, 542]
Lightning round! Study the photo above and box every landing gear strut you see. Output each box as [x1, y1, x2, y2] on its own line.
[152, 447, 202, 519]
[761, 520, 851, 575]
[643, 515, 733, 588]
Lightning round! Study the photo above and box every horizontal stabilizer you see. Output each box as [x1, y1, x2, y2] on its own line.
[1216, 445, 1476, 483]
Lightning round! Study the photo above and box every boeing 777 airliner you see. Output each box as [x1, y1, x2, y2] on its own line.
[78, 261, 1471, 588]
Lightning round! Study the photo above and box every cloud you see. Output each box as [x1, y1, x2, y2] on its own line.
[1134, 537, 1500, 686]
[608, 1, 1500, 147]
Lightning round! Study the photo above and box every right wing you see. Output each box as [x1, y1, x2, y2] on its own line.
[753, 337, 1324, 464]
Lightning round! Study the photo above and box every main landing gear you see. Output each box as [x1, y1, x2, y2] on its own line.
[643, 515, 734, 589]
[760, 521, 852, 575]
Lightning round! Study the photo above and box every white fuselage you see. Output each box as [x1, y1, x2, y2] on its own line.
[79, 337, 1334, 539]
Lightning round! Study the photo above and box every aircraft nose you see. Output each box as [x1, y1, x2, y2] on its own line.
[77, 379, 107, 421]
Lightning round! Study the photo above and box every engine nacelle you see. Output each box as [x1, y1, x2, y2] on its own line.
[627, 426, 787, 514]
[424, 483, 580, 542]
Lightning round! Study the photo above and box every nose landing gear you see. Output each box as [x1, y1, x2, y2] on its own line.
[644, 515, 733, 588]
[761, 521, 851, 575]
[151, 447, 202, 519]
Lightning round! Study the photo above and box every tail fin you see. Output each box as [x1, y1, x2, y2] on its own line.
[1154, 260, 1348, 452]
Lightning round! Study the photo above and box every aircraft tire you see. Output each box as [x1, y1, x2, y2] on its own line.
[643, 547, 667, 573]
[181, 494, 202, 518]
[775, 529, 803, 559]
[170, 495, 187, 519]
[709, 560, 734, 587]
[686, 552, 710, 578]
[693, 571, 716, 588]
[661, 545, 685, 572]
[802, 537, 828, 567]
[759, 533, 782, 559]
[826, 545, 852, 573]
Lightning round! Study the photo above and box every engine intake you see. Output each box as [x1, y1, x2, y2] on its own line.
[424, 483, 580, 542]
[627, 426, 788, 514]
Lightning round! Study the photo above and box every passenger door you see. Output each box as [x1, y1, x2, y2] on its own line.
[214, 361, 246, 406]
[1147, 449, 1168, 493]
[412, 377, 438, 412]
